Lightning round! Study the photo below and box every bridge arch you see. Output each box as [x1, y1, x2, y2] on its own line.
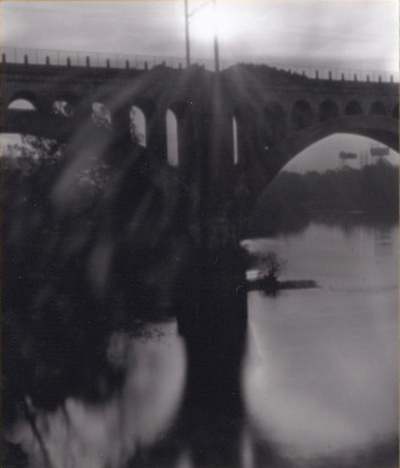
[8, 91, 39, 111]
[53, 100, 74, 117]
[8, 99, 37, 111]
[232, 106, 248, 165]
[345, 100, 363, 116]
[232, 116, 240, 165]
[92, 102, 112, 128]
[130, 105, 147, 146]
[291, 100, 314, 131]
[166, 109, 179, 166]
[233, 103, 260, 165]
[263, 101, 286, 147]
[4, 91, 76, 140]
[168, 102, 197, 170]
[369, 101, 386, 116]
[319, 100, 339, 122]
[129, 99, 157, 145]
[52, 92, 81, 118]
[257, 115, 398, 181]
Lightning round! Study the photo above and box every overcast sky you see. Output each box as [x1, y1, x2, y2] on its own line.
[1, 0, 399, 72]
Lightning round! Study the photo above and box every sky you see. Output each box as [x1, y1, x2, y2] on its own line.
[1, 0, 399, 171]
[1, 0, 399, 72]
[285, 134, 399, 172]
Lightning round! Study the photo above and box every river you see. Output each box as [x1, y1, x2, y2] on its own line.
[7, 217, 398, 468]
[243, 217, 398, 467]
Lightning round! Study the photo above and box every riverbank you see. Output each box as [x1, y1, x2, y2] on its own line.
[247, 277, 318, 294]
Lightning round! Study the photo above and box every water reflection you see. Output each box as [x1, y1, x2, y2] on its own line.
[242, 219, 398, 467]
[244, 291, 397, 462]
[8, 321, 186, 468]
[5, 219, 398, 468]
[374, 227, 395, 260]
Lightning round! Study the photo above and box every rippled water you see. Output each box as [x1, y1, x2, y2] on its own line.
[7, 218, 398, 468]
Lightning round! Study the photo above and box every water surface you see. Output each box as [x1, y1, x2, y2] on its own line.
[243, 218, 398, 466]
[7, 218, 398, 467]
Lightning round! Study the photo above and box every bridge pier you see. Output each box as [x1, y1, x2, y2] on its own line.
[178, 239, 248, 467]
[111, 105, 132, 141]
[173, 78, 251, 465]
[174, 182, 249, 465]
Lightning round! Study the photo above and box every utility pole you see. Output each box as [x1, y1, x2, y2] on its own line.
[213, 0, 220, 73]
[184, 0, 191, 67]
[184, 0, 220, 72]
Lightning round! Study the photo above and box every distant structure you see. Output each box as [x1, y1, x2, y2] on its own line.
[359, 151, 369, 168]
[340, 145, 390, 169]
[339, 151, 357, 169]
[370, 145, 389, 163]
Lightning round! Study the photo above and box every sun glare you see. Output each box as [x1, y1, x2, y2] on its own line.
[190, 3, 241, 42]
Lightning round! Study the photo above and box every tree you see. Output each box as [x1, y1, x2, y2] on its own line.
[259, 252, 286, 280]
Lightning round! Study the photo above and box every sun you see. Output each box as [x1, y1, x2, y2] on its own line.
[190, 3, 241, 43]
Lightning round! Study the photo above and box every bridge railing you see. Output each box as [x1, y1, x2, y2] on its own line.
[1, 47, 398, 83]
[0, 47, 190, 70]
[266, 62, 399, 83]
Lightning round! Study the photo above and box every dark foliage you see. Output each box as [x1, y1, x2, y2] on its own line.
[248, 171, 310, 236]
[249, 161, 398, 237]
[1, 135, 193, 426]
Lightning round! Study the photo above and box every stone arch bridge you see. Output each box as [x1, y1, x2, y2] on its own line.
[2, 59, 399, 337]
[1, 61, 398, 229]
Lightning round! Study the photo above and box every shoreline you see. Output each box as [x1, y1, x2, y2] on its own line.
[247, 278, 318, 294]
